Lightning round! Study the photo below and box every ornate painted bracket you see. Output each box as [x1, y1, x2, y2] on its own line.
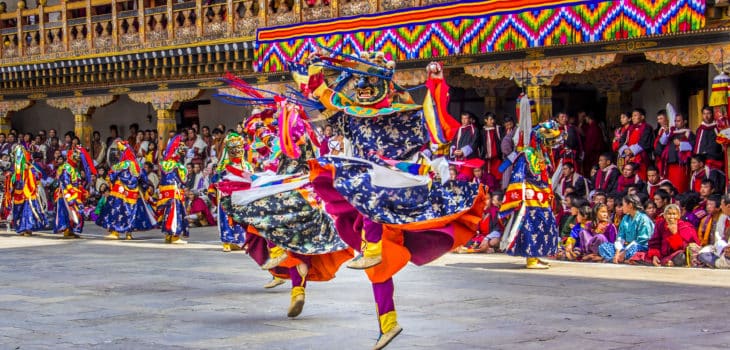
[463, 53, 618, 87]
[644, 44, 730, 72]
[128, 89, 202, 110]
[393, 70, 429, 87]
[46, 95, 117, 116]
[0, 99, 33, 134]
[128, 89, 202, 148]
[46, 95, 116, 147]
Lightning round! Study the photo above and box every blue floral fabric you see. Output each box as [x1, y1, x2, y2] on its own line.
[221, 186, 348, 255]
[317, 156, 478, 225]
[328, 111, 428, 162]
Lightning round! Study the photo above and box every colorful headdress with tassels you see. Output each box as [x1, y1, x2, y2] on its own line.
[68, 145, 98, 184]
[163, 134, 186, 162]
[113, 140, 140, 176]
[11, 144, 30, 185]
[214, 73, 321, 160]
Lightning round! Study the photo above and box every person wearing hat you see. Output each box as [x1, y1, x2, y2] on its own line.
[157, 135, 190, 244]
[5, 145, 47, 236]
[96, 140, 157, 240]
[54, 145, 97, 239]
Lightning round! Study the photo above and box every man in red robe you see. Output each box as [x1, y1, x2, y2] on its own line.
[619, 108, 653, 180]
[553, 112, 582, 167]
[553, 161, 588, 199]
[451, 112, 480, 161]
[581, 113, 606, 177]
[646, 166, 670, 199]
[617, 162, 645, 194]
[653, 110, 670, 175]
[592, 152, 619, 195]
[660, 113, 694, 193]
[694, 106, 724, 171]
[480, 112, 503, 182]
[690, 154, 726, 194]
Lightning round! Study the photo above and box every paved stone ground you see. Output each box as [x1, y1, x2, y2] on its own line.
[1, 224, 729, 350]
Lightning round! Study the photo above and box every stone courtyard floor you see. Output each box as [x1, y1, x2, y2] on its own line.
[0, 224, 729, 349]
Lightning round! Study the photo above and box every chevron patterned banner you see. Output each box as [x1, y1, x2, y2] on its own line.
[254, 0, 706, 72]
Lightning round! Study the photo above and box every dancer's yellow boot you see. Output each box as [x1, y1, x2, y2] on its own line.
[125, 233, 134, 241]
[104, 231, 119, 240]
[61, 229, 81, 239]
[263, 276, 285, 289]
[348, 239, 383, 270]
[165, 235, 172, 244]
[171, 235, 187, 244]
[374, 311, 402, 350]
[222, 243, 231, 252]
[287, 286, 305, 318]
[526, 257, 549, 269]
[261, 246, 287, 270]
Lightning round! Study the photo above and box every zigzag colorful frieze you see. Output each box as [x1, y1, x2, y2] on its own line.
[254, 0, 706, 72]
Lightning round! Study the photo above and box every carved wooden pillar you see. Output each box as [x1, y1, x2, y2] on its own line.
[0, 100, 33, 135]
[606, 90, 621, 129]
[128, 89, 202, 150]
[689, 90, 706, 131]
[484, 96, 497, 112]
[46, 95, 117, 147]
[527, 85, 552, 124]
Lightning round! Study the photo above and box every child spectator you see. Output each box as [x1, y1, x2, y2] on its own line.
[581, 204, 618, 262]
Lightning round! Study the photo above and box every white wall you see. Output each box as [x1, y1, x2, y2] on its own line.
[10, 100, 73, 136]
[11, 90, 254, 140]
[631, 77, 679, 127]
[197, 90, 249, 132]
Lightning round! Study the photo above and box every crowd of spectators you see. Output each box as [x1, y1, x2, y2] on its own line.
[440, 106, 730, 269]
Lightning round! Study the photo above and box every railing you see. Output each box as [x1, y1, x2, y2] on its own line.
[0, 0, 453, 64]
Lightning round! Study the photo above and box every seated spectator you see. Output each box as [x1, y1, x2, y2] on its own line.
[599, 194, 654, 263]
[560, 204, 593, 261]
[677, 191, 705, 228]
[617, 162, 644, 194]
[653, 189, 671, 221]
[91, 183, 110, 222]
[185, 191, 215, 227]
[693, 194, 730, 268]
[580, 204, 618, 262]
[645, 201, 658, 221]
[631, 204, 699, 267]
[590, 191, 607, 207]
[697, 195, 722, 246]
[457, 191, 504, 253]
[554, 161, 589, 199]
